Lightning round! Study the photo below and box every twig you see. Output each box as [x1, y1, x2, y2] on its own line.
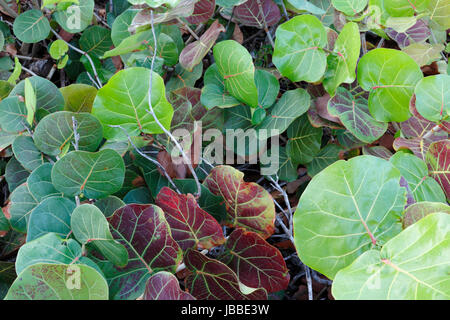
[50, 28, 103, 88]
[423, 124, 442, 139]
[361, 32, 368, 55]
[21, 66, 38, 77]
[257, 0, 274, 48]
[47, 65, 56, 80]
[279, 0, 289, 20]
[0, 0, 18, 18]
[148, 11, 202, 197]
[177, 17, 199, 41]
[305, 266, 313, 300]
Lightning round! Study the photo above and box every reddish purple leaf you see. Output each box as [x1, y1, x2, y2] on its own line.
[219, 229, 290, 293]
[184, 249, 268, 300]
[228, 0, 281, 29]
[180, 20, 225, 71]
[393, 135, 446, 160]
[186, 0, 216, 24]
[362, 146, 393, 160]
[203, 165, 275, 238]
[143, 271, 195, 300]
[426, 140, 450, 199]
[402, 201, 450, 229]
[155, 187, 226, 250]
[104, 204, 182, 299]
[307, 101, 344, 129]
[386, 20, 430, 49]
[400, 96, 440, 138]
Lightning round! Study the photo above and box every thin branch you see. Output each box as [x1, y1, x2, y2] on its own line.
[279, 0, 289, 21]
[147, 10, 202, 197]
[305, 266, 314, 300]
[257, 0, 274, 48]
[21, 66, 38, 77]
[0, 0, 18, 18]
[423, 124, 442, 140]
[177, 17, 199, 41]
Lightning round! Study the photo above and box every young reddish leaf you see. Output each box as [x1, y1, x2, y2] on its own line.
[402, 202, 450, 229]
[155, 187, 226, 250]
[219, 229, 290, 293]
[426, 140, 450, 199]
[180, 20, 225, 72]
[203, 165, 276, 238]
[231, 0, 281, 29]
[386, 19, 430, 49]
[362, 146, 393, 160]
[143, 271, 195, 300]
[400, 96, 439, 139]
[104, 204, 182, 299]
[185, 0, 216, 24]
[184, 249, 268, 300]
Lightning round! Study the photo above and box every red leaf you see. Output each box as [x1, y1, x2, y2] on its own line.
[155, 187, 226, 250]
[426, 140, 450, 199]
[219, 229, 290, 293]
[184, 249, 268, 300]
[185, 0, 215, 25]
[230, 0, 281, 29]
[143, 271, 195, 300]
[203, 165, 276, 238]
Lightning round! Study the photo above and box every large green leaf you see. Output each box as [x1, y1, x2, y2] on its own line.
[8, 184, 38, 233]
[12, 136, 45, 171]
[5, 263, 108, 300]
[323, 22, 360, 95]
[34, 111, 103, 156]
[13, 10, 50, 43]
[273, 14, 327, 83]
[414, 75, 450, 122]
[287, 114, 323, 165]
[111, 9, 139, 47]
[51, 149, 125, 199]
[201, 64, 241, 109]
[357, 48, 423, 122]
[0, 96, 27, 133]
[71, 204, 128, 267]
[331, 0, 368, 15]
[54, 0, 94, 33]
[213, 40, 258, 108]
[92, 67, 173, 140]
[5, 157, 30, 192]
[332, 212, 450, 299]
[79, 26, 113, 58]
[384, 0, 430, 17]
[293, 155, 406, 279]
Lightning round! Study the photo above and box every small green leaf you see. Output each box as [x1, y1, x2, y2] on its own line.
[287, 114, 323, 165]
[8, 183, 38, 233]
[13, 10, 50, 43]
[414, 74, 450, 122]
[8, 57, 21, 85]
[79, 26, 113, 58]
[24, 78, 36, 125]
[49, 39, 69, 60]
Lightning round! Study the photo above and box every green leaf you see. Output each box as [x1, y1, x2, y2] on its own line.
[94, 196, 125, 217]
[13, 10, 50, 43]
[331, 0, 368, 16]
[60, 84, 98, 113]
[34, 111, 103, 156]
[71, 204, 128, 267]
[5, 156, 30, 192]
[0, 96, 27, 133]
[111, 9, 139, 47]
[402, 201, 450, 229]
[51, 149, 125, 199]
[49, 39, 69, 60]
[293, 155, 406, 279]
[286, 0, 327, 15]
[79, 26, 113, 58]
[42, 0, 79, 8]
[54, 0, 95, 33]
[103, 29, 151, 59]
[255, 69, 280, 108]
[127, 0, 181, 7]
[92, 67, 173, 140]
[327, 87, 388, 143]
[5, 263, 108, 300]
[213, 40, 258, 108]
[287, 114, 323, 164]
[384, 0, 429, 17]
[8, 183, 38, 233]
[27, 163, 63, 202]
[12, 136, 45, 171]
[390, 151, 446, 203]
[7, 57, 21, 85]
[414, 75, 450, 122]
[256, 88, 311, 135]
[323, 22, 360, 95]
[306, 143, 344, 177]
[402, 42, 444, 66]
[273, 14, 327, 83]
[27, 197, 76, 242]
[24, 78, 36, 125]
[332, 212, 450, 299]
[427, 0, 450, 29]
[357, 48, 423, 122]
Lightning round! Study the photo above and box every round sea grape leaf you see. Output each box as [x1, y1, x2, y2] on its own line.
[213, 40, 259, 108]
[0, 130, 18, 151]
[79, 26, 113, 58]
[403, 42, 444, 67]
[34, 111, 103, 156]
[13, 10, 50, 43]
[15, 232, 99, 275]
[255, 69, 280, 109]
[5, 263, 108, 300]
[201, 64, 241, 109]
[203, 165, 276, 238]
[12, 136, 45, 171]
[0, 96, 27, 133]
[98, 204, 182, 300]
[92, 67, 173, 140]
[71, 204, 128, 267]
[427, 0, 450, 30]
[293, 155, 406, 279]
[60, 84, 98, 113]
[331, 0, 368, 16]
[26, 196, 76, 242]
[231, 0, 281, 28]
[111, 8, 138, 46]
[49, 39, 68, 60]
[219, 228, 290, 293]
[390, 151, 446, 203]
[51, 149, 125, 199]
[327, 87, 388, 143]
[256, 88, 311, 135]
[323, 22, 361, 96]
[10, 76, 65, 114]
[185, 0, 215, 24]
[54, 0, 94, 33]
[384, 0, 430, 17]
[332, 212, 450, 300]
[155, 187, 226, 251]
[8, 184, 38, 233]
[27, 163, 63, 202]
[273, 14, 327, 83]
[357, 48, 423, 122]
[184, 248, 268, 300]
[403, 201, 450, 229]
[144, 271, 195, 300]
[94, 196, 125, 218]
[414, 75, 450, 122]
[306, 143, 344, 177]
[426, 140, 450, 200]
[287, 114, 323, 165]
[123, 187, 152, 204]
[5, 156, 30, 193]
